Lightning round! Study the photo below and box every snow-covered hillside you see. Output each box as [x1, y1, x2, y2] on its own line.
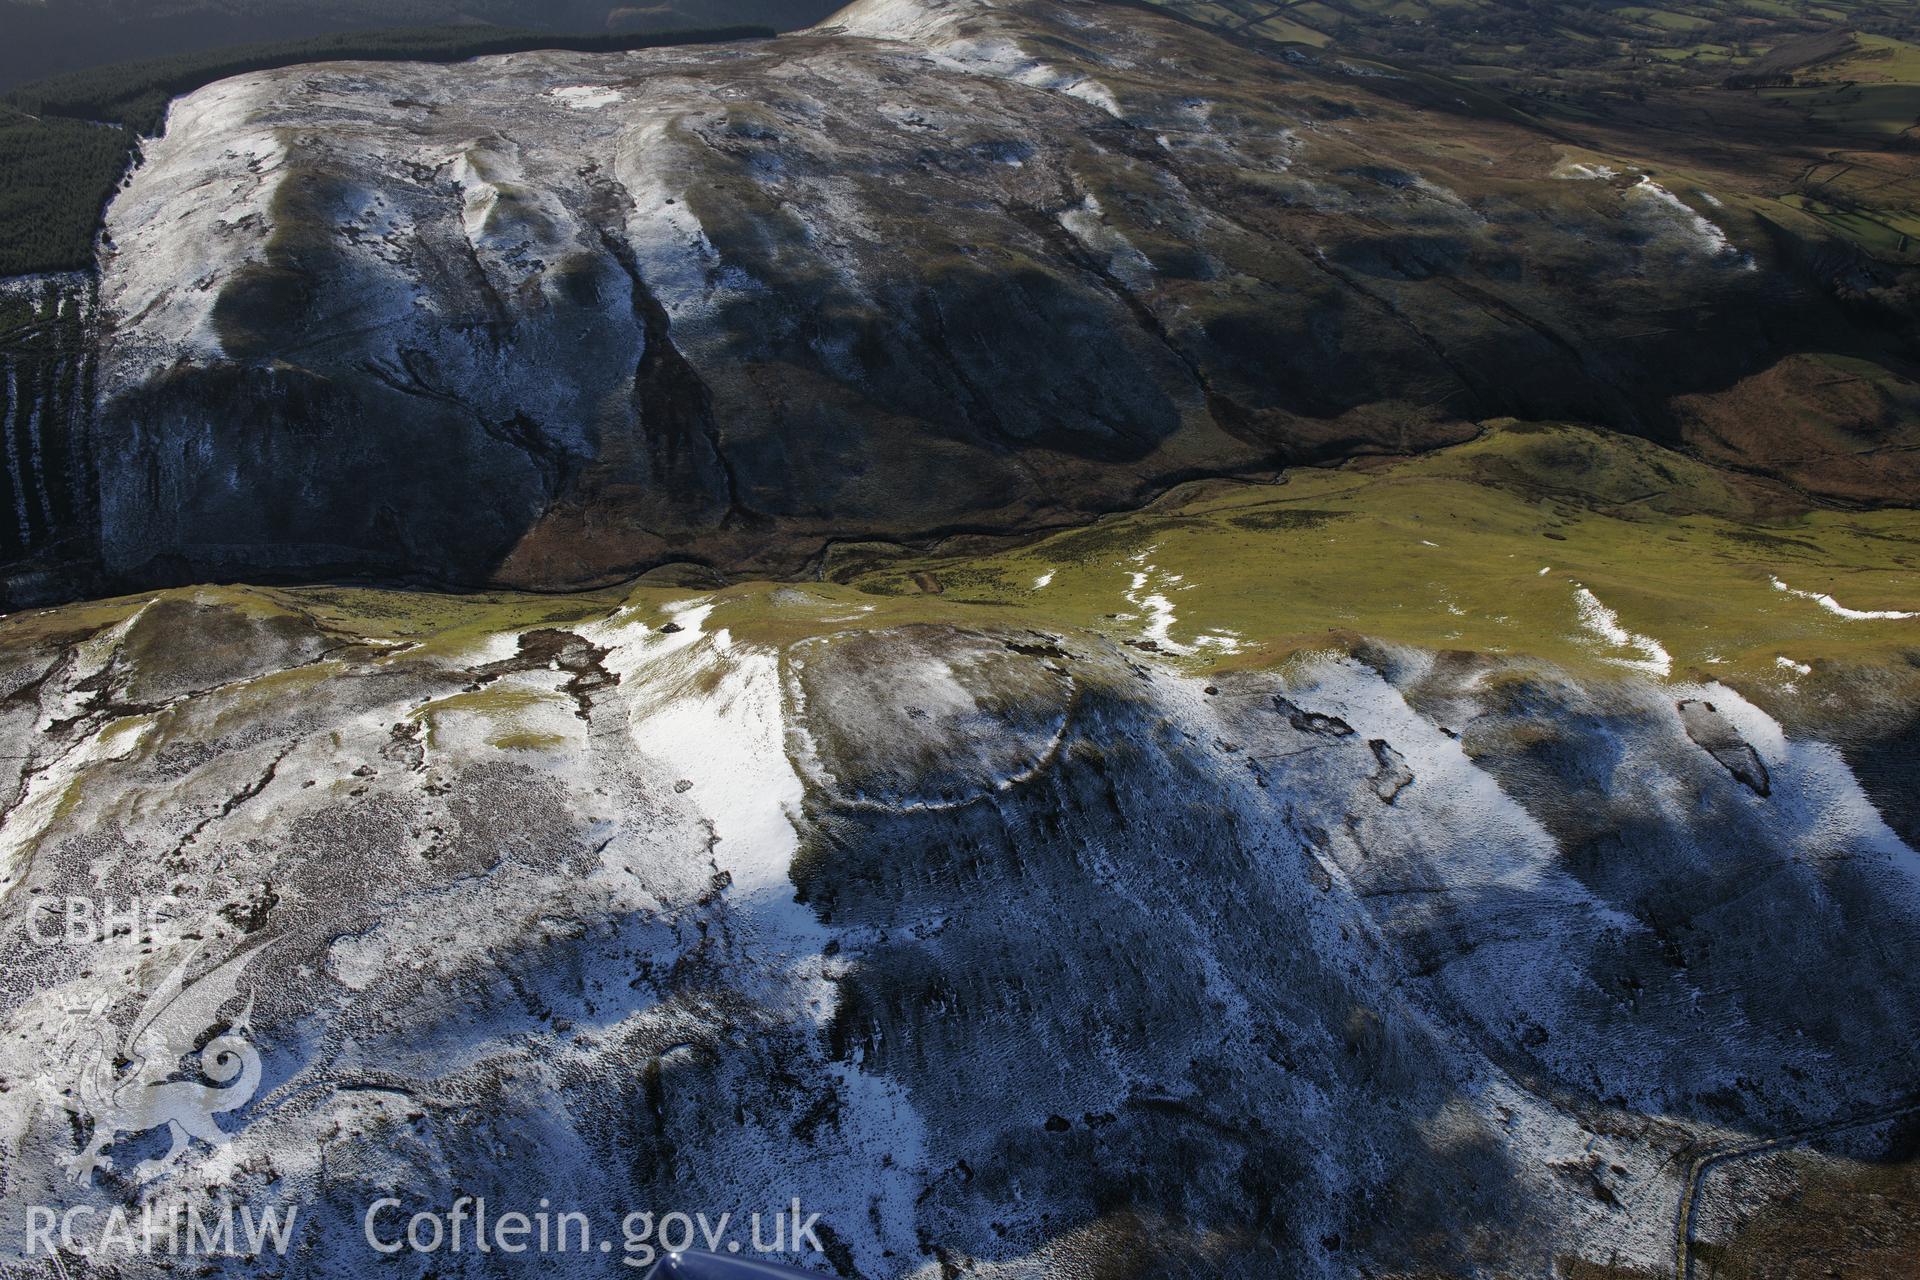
[0, 586, 1914, 1275]
[64, 0, 1916, 603]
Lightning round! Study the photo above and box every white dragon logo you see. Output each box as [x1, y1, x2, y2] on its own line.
[51, 943, 267, 1186]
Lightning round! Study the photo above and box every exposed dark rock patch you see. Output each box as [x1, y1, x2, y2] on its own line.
[470, 626, 617, 717]
[1273, 694, 1354, 737]
[1368, 738, 1414, 802]
[1679, 697, 1771, 797]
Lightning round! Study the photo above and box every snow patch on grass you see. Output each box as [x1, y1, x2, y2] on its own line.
[1771, 575, 1917, 621]
[1628, 177, 1755, 269]
[1552, 160, 1618, 180]
[1124, 551, 1242, 656]
[1572, 585, 1672, 678]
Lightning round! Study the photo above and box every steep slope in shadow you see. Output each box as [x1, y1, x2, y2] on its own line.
[784, 624, 1920, 1275]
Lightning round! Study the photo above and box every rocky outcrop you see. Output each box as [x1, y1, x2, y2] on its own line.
[1680, 696, 1771, 796]
[0, 274, 99, 605]
[68, 0, 1910, 596]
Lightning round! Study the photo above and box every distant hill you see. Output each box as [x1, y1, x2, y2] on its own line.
[1130, 0, 1920, 102]
[0, 0, 839, 90]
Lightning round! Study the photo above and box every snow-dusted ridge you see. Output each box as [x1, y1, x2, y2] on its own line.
[61, 0, 1822, 602]
[0, 591, 1915, 1276]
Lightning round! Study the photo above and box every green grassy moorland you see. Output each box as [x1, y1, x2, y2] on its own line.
[4, 424, 1914, 728]
[824, 421, 1920, 685]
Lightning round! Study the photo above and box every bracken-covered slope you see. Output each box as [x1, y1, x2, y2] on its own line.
[0, 573, 1916, 1277]
[70, 0, 1920, 597]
